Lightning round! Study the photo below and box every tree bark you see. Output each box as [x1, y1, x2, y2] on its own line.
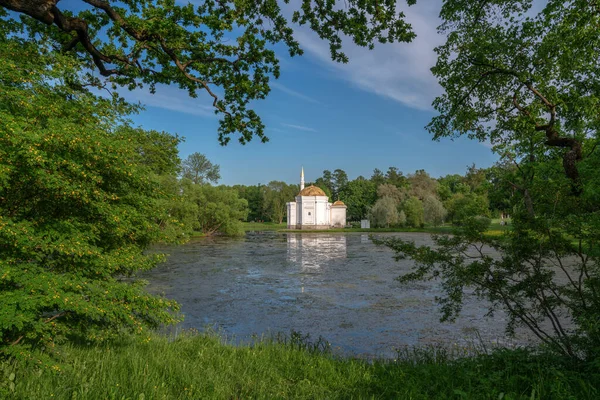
[0, 0, 58, 24]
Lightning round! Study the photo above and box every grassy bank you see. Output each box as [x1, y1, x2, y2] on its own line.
[1, 332, 597, 399]
[243, 221, 288, 231]
[243, 220, 510, 236]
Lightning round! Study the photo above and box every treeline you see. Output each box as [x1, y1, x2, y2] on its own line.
[228, 165, 505, 228]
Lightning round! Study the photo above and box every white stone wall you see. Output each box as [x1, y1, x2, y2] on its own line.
[331, 206, 347, 227]
[296, 195, 330, 228]
[287, 202, 296, 228]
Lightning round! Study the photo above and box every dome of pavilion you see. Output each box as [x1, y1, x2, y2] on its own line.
[332, 200, 346, 206]
[298, 185, 327, 197]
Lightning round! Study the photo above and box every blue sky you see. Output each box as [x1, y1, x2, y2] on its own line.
[116, 1, 497, 186]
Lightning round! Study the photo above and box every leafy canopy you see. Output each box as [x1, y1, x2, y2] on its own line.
[0, 35, 182, 360]
[377, 0, 600, 361]
[182, 152, 221, 185]
[429, 0, 600, 193]
[0, 0, 417, 145]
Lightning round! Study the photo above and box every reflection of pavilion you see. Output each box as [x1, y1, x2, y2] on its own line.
[286, 234, 347, 271]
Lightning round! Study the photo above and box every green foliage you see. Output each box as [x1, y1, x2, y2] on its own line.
[181, 153, 221, 185]
[315, 169, 349, 200]
[438, 174, 471, 201]
[153, 175, 199, 239]
[402, 196, 424, 228]
[0, 38, 181, 360]
[369, 197, 399, 228]
[315, 170, 334, 197]
[338, 178, 377, 220]
[379, 0, 600, 362]
[370, 168, 386, 187]
[385, 167, 408, 188]
[430, 0, 600, 192]
[377, 183, 405, 204]
[398, 210, 407, 227]
[331, 169, 349, 200]
[183, 182, 249, 236]
[127, 127, 183, 176]
[407, 169, 438, 200]
[233, 184, 268, 222]
[263, 181, 298, 224]
[1, 0, 417, 145]
[423, 195, 447, 227]
[445, 192, 490, 226]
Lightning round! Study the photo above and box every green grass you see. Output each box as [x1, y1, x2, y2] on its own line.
[2, 331, 598, 399]
[243, 221, 288, 231]
[243, 219, 511, 236]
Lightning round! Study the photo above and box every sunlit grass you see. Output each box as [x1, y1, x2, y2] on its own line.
[1, 331, 597, 399]
[243, 221, 288, 231]
[242, 219, 512, 236]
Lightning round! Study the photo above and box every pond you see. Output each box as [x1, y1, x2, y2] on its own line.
[143, 232, 537, 359]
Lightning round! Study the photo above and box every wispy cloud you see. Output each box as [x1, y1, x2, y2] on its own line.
[290, 1, 444, 111]
[282, 123, 318, 132]
[270, 82, 323, 104]
[119, 84, 217, 117]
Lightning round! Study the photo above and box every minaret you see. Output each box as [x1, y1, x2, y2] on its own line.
[300, 166, 305, 191]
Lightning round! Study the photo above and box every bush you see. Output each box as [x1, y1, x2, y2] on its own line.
[0, 37, 180, 361]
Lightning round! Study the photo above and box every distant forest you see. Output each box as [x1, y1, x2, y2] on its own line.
[172, 150, 507, 235]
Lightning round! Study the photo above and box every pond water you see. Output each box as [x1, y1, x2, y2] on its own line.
[143, 232, 537, 359]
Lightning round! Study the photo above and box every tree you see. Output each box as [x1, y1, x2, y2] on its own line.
[407, 169, 438, 200]
[339, 178, 377, 221]
[385, 167, 408, 188]
[129, 128, 183, 176]
[0, 0, 417, 144]
[185, 183, 248, 236]
[332, 169, 349, 200]
[369, 197, 399, 228]
[154, 174, 199, 239]
[0, 37, 180, 360]
[423, 195, 447, 227]
[236, 184, 268, 222]
[370, 168, 386, 186]
[378, 0, 600, 361]
[486, 163, 517, 216]
[315, 170, 334, 196]
[445, 192, 489, 226]
[437, 174, 468, 201]
[398, 210, 407, 227]
[464, 164, 489, 195]
[428, 0, 599, 194]
[181, 153, 220, 185]
[377, 183, 405, 205]
[263, 181, 296, 224]
[402, 196, 424, 228]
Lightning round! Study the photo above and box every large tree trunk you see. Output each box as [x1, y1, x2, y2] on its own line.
[0, 0, 58, 24]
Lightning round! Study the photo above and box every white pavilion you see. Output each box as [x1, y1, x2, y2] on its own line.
[286, 168, 347, 229]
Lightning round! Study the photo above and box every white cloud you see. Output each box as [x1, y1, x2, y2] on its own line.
[115, 2, 444, 114]
[119, 84, 217, 117]
[281, 123, 317, 132]
[291, 1, 444, 111]
[268, 127, 287, 133]
[270, 82, 323, 104]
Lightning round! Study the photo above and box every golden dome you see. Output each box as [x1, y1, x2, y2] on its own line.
[332, 200, 346, 206]
[298, 185, 327, 196]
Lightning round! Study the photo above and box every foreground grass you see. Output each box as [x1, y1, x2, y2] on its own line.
[2, 332, 598, 399]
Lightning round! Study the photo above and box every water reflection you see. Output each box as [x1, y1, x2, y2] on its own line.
[287, 234, 347, 271]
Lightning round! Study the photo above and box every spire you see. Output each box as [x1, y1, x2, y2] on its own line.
[300, 166, 305, 191]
